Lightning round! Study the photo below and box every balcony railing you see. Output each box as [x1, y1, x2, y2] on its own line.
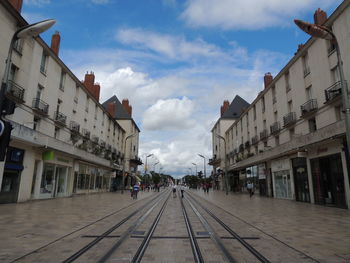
[6, 80, 25, 102]
[100, 140, 106, 148]
[245, 140, 250, 148]
[301, 99, 318, 117]
[32, 98, 49, 115]
[92, 135, 99, 144]
[325, 81, 342, 102]
[82, 128, 90, 139]
[54, 111, 67, 126]
[283, 112, 297, 127]
[106, 144, 112, 151]
[251, 135, 259, 145]
[270, 121, 280, 135]
[239, 144, 244, 152]
[70, 121, 80, 133]
[260, 129, 268, 141]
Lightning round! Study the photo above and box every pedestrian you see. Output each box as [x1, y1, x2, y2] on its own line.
[180, 184, 185, 198]
[247, 181, 254, 198]
[206, 183, 209, 193]
[133, 183, 140, 199]
[172, 184, 177, 198]
[129, 185, 133, 198]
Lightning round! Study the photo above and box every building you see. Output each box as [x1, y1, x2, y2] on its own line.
[103, 96, 142, 188]
[210, 2, 350, 209]
[0, 0, 138, 203]
[209, 95, 250, 190]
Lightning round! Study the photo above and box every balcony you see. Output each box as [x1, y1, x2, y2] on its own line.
[325, 81, 342, 102]
[270, 121, 280, 135]
[208, 155, 220, 165]
[245, 140, 250, 148]
[6, 80, 25, 103]
[301, 99, 317, 117]
[251, 135, 259, 145]
[70, 121, 80, 134]
[100, 140, 106, 148]
[91, 135, 99, 144]
[54, 111, 67, 126]
[260, 129, 268, 141]
[239, 143, 244, 152]
[106, 144, 112, 151]
[130, 156, 143, 165]
[32, 98, 49, 115]
[82, 128, 90, 139]
[283, 112, 297, 127]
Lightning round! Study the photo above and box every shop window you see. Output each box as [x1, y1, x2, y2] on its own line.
[40, 164, 54, 194]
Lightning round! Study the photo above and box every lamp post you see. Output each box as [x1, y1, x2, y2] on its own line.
[198, 154, 206, 178]
[214, 134, 229, 195]
[144, 154, 153, 175]
[294, 19, 350, 163]
[121, 133, 136, 193]
[192, 162, 197, 176]
[153, 161, 159, 172]
[0, 19, 55, 161]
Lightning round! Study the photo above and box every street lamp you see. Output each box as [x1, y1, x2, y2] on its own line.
[121, 133, 137, 193]
[153, 161, 159, 172]
[191, 162, 197, 176]
[0, 19, 56, 161]
[144, 153, 153, 175]
[214, 134, 229, 195]
[198, 154, 206, 178]
[294, 19, 350, 163]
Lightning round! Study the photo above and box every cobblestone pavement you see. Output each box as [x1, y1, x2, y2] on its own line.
[0, 189, 350, 263]
[191, 189, 350, 263]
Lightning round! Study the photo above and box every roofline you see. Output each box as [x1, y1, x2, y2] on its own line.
[0, 1, 125, 133]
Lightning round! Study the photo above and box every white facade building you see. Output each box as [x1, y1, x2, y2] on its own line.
[0, 0, 139, 203]
[214, 3, 350, 209]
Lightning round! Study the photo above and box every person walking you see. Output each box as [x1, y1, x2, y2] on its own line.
[180, 184, 185, 198]
[247, 181, 254, 198]
[172, 184, 177, 198]
[133, 183, 140, 199]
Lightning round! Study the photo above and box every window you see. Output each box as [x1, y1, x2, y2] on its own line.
[33, 117, 40, 131]
[274, 112, 278, 122]
[288, 101, 293, 113]
[261, 96, 265, 113]
[74, 86, 79, 103]
[40, 52, 48, 74]
[275, 136, 280, 146]
[289, 128, 295, 139]
[9, 65, 18, 82]
[56, 99, 62, 113]
[306, 86, 312, 100]
[54, 127, 60, 139]
[102, 113, 105, 126]
[85, 95, 89, 112]
[246, 113, 249, 127]
[327, 40, 336, 54]
[95, 105, 98, 120]
[253, 105, 256, 120]
[36, 85, 43, 100]
[331, 66, 340, 84]
[254, 126, 257, 136]
[335, 106, 343, 121]
[13, 39, 23, 54]
[285, 72, 291, 92]
[309, 118, 317, 133]
[263, 120, 267, 130]
[272, 86, 277, 104]
[59, 70, 66, 91]
[302, 53, 310, 76]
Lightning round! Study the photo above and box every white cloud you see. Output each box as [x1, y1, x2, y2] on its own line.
[142, 97, 195, 130]
[116, 28, 222, 60]
[181, 0, 339, 30]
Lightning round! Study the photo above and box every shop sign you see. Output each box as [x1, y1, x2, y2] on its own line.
[42, 151, 54, 161]
[271, 158, 290, 172]
[57, 157, 69, 164]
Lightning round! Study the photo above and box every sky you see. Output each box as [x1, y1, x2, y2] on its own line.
[22, 0, 342, 178]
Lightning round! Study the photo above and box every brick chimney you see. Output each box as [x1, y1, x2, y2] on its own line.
[314, 8, 327, 25]
[107, 102, 116, 118]
[51, 31, 60, 56]
[83, 72, 100, 101]
[220, 100, 230, 116]
[9, 0, 23, 13]
[264, 72, 273, 89]
[122, 99, 132, 117]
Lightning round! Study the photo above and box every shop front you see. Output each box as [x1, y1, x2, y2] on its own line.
[0, 147, 25, 204]
[258, 163, 267, 196]
[38, 151, 73, 199]
[292, 157, 310, 203]
[271, 158, 293, 199]
[246, 166, 259, 193]
[310, 153, 346, 208]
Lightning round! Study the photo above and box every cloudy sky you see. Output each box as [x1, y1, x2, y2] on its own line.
[23, 0, 342, 177]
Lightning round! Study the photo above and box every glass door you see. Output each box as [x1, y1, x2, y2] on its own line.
[0, 170, 20, 203]
[55, 166, 68, 197]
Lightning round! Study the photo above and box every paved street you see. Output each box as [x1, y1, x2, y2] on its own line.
[0, 189, 349, 262]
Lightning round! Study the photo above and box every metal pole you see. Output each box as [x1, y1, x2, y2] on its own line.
[203, 156, 206, 178]
[215, 134, 229, 195]
[121, 133, 136, 194]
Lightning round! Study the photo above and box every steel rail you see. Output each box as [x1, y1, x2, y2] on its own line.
[187, 192, 270, 263]
[185, 196, 237, 263]
[180, 195, 204, 263]
[131, 192, 171, 263]
[64, 191, 167, 263]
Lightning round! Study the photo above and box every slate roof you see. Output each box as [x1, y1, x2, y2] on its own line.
[221, 95, 250, 119]
[102, 95, 131, 119]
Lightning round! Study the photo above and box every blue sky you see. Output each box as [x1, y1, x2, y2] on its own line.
[22, 0, 342, 177]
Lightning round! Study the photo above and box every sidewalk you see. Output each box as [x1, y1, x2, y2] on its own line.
[191, 189, 350, 263]
[0, 190, 156, 262]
